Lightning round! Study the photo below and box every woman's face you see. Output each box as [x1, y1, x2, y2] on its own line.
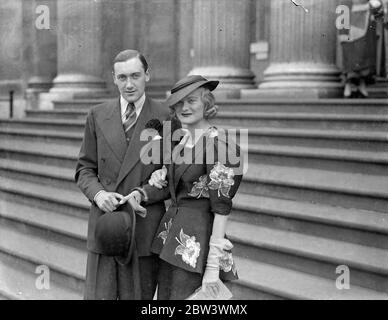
[175, 88, 205, 125]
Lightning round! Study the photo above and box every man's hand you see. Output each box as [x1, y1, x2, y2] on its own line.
[149, 165, 168, 189]
[95, 190, 123, 213]
[120, 191, 147, 217]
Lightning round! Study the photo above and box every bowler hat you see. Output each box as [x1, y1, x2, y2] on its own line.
[166, 75, 219, 108]
[95, 209, 136, 265]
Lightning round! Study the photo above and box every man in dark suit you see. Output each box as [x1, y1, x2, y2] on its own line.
[75, 50, 169, 300]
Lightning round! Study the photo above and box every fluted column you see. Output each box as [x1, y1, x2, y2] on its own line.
[23, 0, 57, 109]
[188, 0, 255, 97]
[257, 0, 342, 98]
[41, 0, 108, 107]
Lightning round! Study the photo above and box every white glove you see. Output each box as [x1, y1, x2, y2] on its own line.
[94, 190, 123, 213]
[202, 237, 234, 298]
[149, 165, 168, 189]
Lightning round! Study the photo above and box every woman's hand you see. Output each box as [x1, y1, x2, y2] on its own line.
[202, 266, 220, 298]
[149, 165, 168, 189]
[119, 190, 147, 217]
[202, 235, 233, 298]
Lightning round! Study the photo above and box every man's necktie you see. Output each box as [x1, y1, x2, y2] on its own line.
[123, 102, 137, 137]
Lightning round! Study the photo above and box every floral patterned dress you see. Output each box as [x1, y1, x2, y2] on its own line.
[142, 127, 243, 281]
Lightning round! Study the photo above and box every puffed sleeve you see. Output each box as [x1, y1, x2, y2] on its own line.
[205, 129, 244, 216]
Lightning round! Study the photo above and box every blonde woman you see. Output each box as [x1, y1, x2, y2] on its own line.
[124, 75, 243, 300]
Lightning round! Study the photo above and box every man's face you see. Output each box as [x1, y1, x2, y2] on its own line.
[113, 57, 150, 103]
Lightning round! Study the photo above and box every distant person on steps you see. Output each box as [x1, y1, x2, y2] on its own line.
[339, 0, 387, 98]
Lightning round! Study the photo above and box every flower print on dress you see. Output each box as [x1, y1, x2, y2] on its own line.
[174, 229, 201, 268]
[219, 251, 237, 276]
[208, 162, 235, 198]
[188, 174, 209, 199]
[158, 218, 172, 245]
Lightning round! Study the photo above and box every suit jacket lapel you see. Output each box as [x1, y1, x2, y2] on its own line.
[115, 97, 153, 189]
[97, 98, 127, 162]
[168, 164, 177, 202]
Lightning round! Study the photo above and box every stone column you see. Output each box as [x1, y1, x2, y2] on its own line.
[23, 0, 57, 109]
[249, 0, 342, 98]
[0, 0, 24, 118]
[41, 0, 108, 108]
[250, 0, 271, 84]
[138, 0, 178, 96]
[176, 0, 195, 80]
[0, 0, 23, 96]
[188, 0, 256, 98]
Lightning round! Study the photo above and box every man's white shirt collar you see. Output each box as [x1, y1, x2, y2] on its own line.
[120, 93, 146, 121]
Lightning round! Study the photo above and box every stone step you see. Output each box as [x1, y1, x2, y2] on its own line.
[29, 98, 388, 117]
[0, 128, 82, 148]
[0, 118, 85, 132]
[0, 222, 86, 295]
[0, 251, 82, 300]
[241, 163, 388, 212]
[53, 99, 109, 110]
[213, 111, 388, 131]
[228, 222, 388, 292]
[232, 257, 388, 300]
[1, 126, 386, 177]
[231, 193, 388, 249]
[230, 126, 388, 152]
[12, 110, 388, 132]
[0, 158, 77, 191]
[368, 87, 388, 99]
[0, 176, 88, 217]
[0, 139, 78, 168]
[0, 198, 87, 244]
[26, 109, 88, 120]
[247, 144, 388, 176]
[218, 98, 388, 114]
[52, 92, 165, 110]
[14, 117, 387, 153]
[49, 98, 388, 113]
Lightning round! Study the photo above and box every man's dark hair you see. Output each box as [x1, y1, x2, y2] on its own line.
[112, 49, 149, 73]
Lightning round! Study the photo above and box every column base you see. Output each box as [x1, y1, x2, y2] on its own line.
[39, 73, 109, 109]
[251, 62, 343, 98]
[241, 87, 343, 99]
[189, 66, 256, 99]
[50, 73, 108, 94]
[25, 76, 53, 110]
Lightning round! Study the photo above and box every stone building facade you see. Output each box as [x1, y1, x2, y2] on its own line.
[0, 0, 387, 116]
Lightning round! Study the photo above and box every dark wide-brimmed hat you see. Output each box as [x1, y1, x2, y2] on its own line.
[95, 209, 136, 265]
[166, 75, 219, 108]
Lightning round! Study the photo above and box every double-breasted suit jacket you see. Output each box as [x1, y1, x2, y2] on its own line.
[142, 127, 244, 281]
[75, 97, 170, 257]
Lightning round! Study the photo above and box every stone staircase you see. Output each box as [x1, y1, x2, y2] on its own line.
[0, 97, 388, 299]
